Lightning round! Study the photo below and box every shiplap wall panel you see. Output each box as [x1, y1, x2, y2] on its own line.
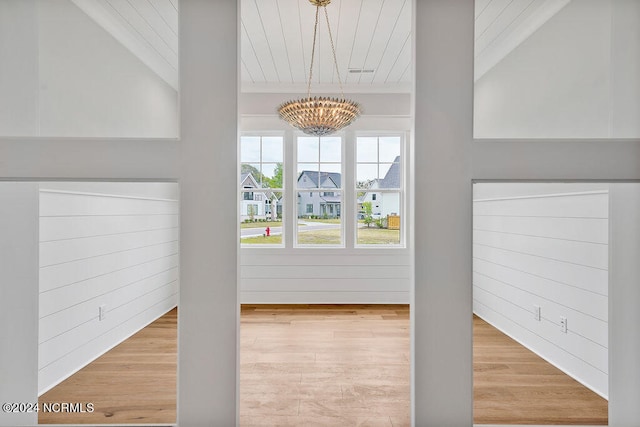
[474, 287, 607, 374]
[39, 294, 177, 396]
[473, 258, 608, 321]
[474, 300, 608, 397]
[39, 191, 178, 216]
[40, 241, 178, 293]
[39, 268, 179, 343]
[39, 280, 178, 369]
[474, 215, 608, 243]
[242, 278, 410, 292]
[474, 192, 608, 217]
[40, 214, 178, 241]
[473, 190, 609, 398]
[474, 229, 608, 269]
[40, 227, 179, 267]
[242, 265, 409, 280]
[241, 291, 409, 304]
[241, 252, 410, 266]
[473, 271, 607, 346]
[38, 189, 179, 395]
[240, 251, 410, 303]
[474, 244, 608, 295]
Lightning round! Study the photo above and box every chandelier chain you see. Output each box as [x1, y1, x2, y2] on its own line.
[307, 5, 320, 99]
[323, 6, 344, 98]
[277, 0, 360, 136]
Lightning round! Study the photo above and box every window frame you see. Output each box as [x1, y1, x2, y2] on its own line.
[294, 133, 346, 248]
[354, 133, 406, 249]
[239, 132, 285, 248]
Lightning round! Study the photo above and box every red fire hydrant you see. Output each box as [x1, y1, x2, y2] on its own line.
[265, 226, 270, 237]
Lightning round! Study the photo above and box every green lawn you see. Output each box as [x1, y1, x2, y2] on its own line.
[241, 226, 400, 245]
[293, 227, 400, 245]
[241, 235, 283, 244]
[357, 227, 400, 245]
[300, 218, 341, 224]
[297, 228, 342, 245]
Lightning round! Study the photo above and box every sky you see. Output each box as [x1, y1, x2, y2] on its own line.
[241, 135, 401, 182]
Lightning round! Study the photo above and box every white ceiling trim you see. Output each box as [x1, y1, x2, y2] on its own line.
[242, 81, 412, 94]
[474, 0, 572, 82]
[71, 0, 179, 90]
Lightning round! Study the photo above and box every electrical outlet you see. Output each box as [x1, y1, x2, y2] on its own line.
[533, 305, 541, 321]
[99, 305, 107, 321]
[560, 316, 567, 333]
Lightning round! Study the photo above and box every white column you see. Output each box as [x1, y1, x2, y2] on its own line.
[609, 183, 640, 425]
[414, 0, 474, 425]
[0, 183, 39, 426]
[178, 0, 238, 425]
[284, 129, 295, 249]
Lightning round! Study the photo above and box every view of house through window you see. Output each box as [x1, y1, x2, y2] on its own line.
[239, 134, 405, 248]
[240, 135, 284, 245]
[296, 136, 343, 246]
[356, 136, 402, 245]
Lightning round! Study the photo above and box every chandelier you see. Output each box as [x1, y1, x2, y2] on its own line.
[277, 0, 361, 136]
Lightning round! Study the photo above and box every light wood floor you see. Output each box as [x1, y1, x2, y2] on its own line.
[473, 315, 608, 425]
[240, 304, 411, 427]
[38, 308, 177, 425]
[38, 306, 608, 425]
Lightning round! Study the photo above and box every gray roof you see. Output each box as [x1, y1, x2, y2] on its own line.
[320, 195, 341, 203]
[379, 156, 401, 188]
[298, 171, 341, 188]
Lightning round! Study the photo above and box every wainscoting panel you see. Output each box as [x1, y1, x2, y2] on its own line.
[38, 188, 179, 395]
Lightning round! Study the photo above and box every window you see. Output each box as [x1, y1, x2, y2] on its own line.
[240, 135, 283, 245]
[296, 136, 342, 246]
[239, 133, 404, 249]
[356, 136, 402, 245]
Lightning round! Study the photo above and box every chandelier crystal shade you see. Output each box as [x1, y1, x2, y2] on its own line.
[277, 0, 361, 136]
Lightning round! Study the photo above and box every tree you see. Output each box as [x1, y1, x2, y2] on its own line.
[265, 162, 283, 189]
[362, 201, 373, 228]
[247, 204, 256, 222]
[241, 164, 266, 184]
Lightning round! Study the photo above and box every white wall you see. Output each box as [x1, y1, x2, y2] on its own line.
[0, 1, 39, 136]
[0, 0, 178, 138]
[0, 183, 39, 426]
[473, 183, 609, 397]
[38, 182, 179, 395]
[474, 0, 613, 139]
[241, 250, 411, 303]
[610, 0, 640, 138]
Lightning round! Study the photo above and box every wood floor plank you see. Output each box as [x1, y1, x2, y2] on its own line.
[38, 308, 177, 425]
[38, 306, 608, 425]
[473, 315, 608, 425]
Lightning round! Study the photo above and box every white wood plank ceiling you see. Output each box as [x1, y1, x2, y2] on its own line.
[68, 0, 569, 93]
[240, 0, 412, 93]
[71, 0, 179, 89]
[474, 0, 571, 81]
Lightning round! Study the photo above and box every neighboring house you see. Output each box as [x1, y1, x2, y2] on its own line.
[358, 156, 401, 218]
[297, 171, 342, 218]
[240, 173, 279, 221]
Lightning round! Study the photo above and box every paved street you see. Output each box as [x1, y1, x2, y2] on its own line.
[240, 220, 342, 238]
